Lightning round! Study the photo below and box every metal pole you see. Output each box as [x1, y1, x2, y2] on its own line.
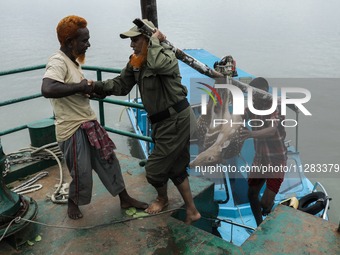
[217, 217, 256, 231]
[133, 18, 301, 112]
[312, 182, 331, 220]
[104, 126, 153, 143]
[96, 70, 105, 126]
[0, 94, 42, 107]
[135, 86, 139, 127]
[140, 0, 158, 28]
[296, 111, 299, 151]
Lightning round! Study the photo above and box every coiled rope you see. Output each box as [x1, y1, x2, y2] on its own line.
[11, 172, 48, 195]
[7, 142, 68, 203]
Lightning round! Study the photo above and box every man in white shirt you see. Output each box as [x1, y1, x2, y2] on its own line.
[41, 15, 148, 219]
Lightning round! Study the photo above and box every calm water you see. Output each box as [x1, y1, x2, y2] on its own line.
[0, 0, 339, 223]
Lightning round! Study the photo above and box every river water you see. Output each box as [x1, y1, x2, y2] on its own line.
[0, 0, 339, 223]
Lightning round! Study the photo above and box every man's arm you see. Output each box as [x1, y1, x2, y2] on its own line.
[240, 119, 278, 141]
[242, 110, 249, 122]
[240, 105, 284, 140]
[41, 77, 93, 98]
[90, 64, 136, 96]
[147, 29, 178, 75]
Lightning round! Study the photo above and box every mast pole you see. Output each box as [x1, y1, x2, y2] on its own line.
[140, 0, 158, 28]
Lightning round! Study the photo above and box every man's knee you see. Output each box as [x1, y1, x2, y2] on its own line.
[145, 160, 169, 188]
[146, 176, 168, 188]
[170, 171, 189, 186]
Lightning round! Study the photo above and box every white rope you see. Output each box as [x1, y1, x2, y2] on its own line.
[0, 207, 249, 237]
[13, 184, 43, 195]
[0, 208, 182, 234]
[6, 142, 63, 158]
[11, 172, 48, 195]
[42, 147, 68, 204]
[7, 142, 68, 203]
[0, 218, 17, 242]
[236, 205, 253, 235]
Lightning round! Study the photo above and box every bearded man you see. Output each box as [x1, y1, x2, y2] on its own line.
[89, 20, 201, 224]
[41, 15, 148, 220]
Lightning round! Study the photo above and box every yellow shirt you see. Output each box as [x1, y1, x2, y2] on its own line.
[43, 50, 97, 142]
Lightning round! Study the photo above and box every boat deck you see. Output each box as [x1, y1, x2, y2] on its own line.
[1, 153, 339, 254]
[242, 205, 340, 254]
[1, 153, 240, 254]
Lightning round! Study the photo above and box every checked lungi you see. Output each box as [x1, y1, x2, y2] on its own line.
[58, 121, 125, 206]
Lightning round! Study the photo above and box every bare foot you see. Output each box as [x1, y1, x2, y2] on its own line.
[120, 197, 149, 209]
[68, 198, 83, 220]
[185, 209, 201, 225]
[119, 189, 148, 209]
[144, 197, 168, 214]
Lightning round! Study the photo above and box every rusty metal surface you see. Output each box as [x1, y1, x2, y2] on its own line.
[241, 204, 340, 254]
[3, 153, 338, 254]
[0, 153, 240, 254]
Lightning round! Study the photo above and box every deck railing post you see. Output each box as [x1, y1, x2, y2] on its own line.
[96, 70, 105, 126]
[135, 86, 139, 128]
[296, 111, 299, 151]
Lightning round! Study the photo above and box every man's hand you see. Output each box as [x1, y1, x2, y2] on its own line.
[240, 126, 252, 141]
[240, 121, 278, 140]
[87, 80, 95, 88]
[83, 80, 107, 99]
[87, 92, 107, 99]
[80, 79, 93, 95]
[81, 79, 92, 98]
[151, 28, 166, 42]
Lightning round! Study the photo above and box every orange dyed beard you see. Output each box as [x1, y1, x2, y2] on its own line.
[71, 50, 86, 65]
[130, 40, 148, 69]
[76, 54, 86, 65]
[72, 39, 86, 65]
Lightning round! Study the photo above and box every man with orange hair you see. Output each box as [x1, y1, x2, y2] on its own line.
[41, 15, 148, 219]
[89, 20, 201, 225]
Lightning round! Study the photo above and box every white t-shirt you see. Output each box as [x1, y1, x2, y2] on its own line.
[43, 50, 97, 142]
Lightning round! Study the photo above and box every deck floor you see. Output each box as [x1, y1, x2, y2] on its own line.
[1, 153, 340, 254]
[241, 204, 340, 254]
[1, 153, 239, 254]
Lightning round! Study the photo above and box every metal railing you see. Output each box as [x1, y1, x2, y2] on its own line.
[0, 65, 153, 143]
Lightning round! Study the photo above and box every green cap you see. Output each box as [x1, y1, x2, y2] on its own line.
[120, 19, 155, 39]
